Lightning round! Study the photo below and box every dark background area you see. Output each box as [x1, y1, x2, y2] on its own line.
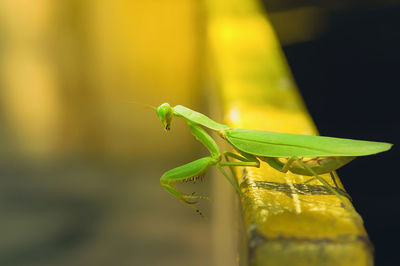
[264, 3, 399, 265]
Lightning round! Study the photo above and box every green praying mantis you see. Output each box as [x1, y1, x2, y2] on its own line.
[155, 103, 393, 216]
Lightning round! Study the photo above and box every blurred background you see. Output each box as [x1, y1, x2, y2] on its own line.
[0, 0, 398, 266]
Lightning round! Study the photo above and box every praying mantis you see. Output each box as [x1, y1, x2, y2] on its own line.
[156, 103, 393, 216]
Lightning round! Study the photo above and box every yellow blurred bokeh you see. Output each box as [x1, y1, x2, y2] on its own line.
[0, 1, 213, 265]
[0, 0, 204, 160]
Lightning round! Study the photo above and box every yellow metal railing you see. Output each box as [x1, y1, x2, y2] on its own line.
[206, 0, 373, 265]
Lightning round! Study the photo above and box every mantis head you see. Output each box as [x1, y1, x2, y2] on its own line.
[156, 103, 174, 131]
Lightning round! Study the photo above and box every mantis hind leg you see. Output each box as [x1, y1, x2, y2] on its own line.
[302, 172, 337, 187]
[281, 158, 352, 201]
[291, 157, 357, 215]
[300, 172, 352, 201]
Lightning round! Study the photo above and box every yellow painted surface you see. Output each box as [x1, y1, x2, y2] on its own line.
[206, 0, 373, 265]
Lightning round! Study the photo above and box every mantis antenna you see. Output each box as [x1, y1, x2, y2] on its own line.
[124, 100, 157, 110]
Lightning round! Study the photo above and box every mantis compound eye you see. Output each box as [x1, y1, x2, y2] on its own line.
[156, 103, 173, 131]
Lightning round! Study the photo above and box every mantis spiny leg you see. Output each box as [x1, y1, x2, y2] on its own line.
[160, 122, 221, 217]
[217, 151, 260, 210]
[280, 157, 353, 201]
[292, 157, 357, 215]
[301, 172, 338, 187]
[160, 157, 214, 217]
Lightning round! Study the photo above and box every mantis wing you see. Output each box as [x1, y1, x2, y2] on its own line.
[174, 105, 230, 131]
[225, 129, 393, 157]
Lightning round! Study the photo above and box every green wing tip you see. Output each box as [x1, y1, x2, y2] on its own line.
[385, 142, 394, 150]
[371, 141, 393, 154]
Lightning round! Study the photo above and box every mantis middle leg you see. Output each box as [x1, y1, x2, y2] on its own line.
[217, 151, 260, 206]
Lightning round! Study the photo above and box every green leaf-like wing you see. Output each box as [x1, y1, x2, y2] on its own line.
[225, 129, 393, 157]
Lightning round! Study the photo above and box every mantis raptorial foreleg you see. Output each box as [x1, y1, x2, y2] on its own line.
[160, 121, 256, 216]
[159, 122, 221, 216]
[160, 157, 213, 216]
[160, 122, 260, 215]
